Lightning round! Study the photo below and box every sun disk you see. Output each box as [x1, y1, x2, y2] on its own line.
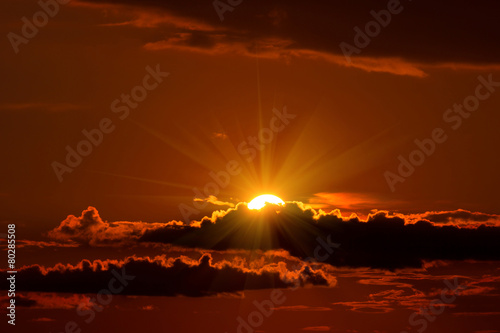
[248, 194, 285, 210]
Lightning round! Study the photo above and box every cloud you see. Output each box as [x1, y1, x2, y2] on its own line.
[47, 206, 182, 246]
[194, 195, 235, 208]
[140, 203, 500, 269]
[0, 253, 335, 297]
[3, 240, 80, 249]
[331, 284, 450, 313]
[47, 204, 500, 269]
[406, 209, 500, 227]
[329, 261, 500, 316]
[308, 192, 397, 212]
[212, 132, 228, 140]
[31, 317, 56, 322]
[0, 293, 93, 310]
[141, 305, 158, 311]
[78, 0, 500, 76]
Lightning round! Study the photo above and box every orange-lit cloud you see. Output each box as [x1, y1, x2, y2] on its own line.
[194, 195, 235, 208]
[309, 192, 393, 213]
[1, 253, 335, 297]
[405, 209, 500, 227]
[31, 317, 56, 322]
[76, 0, 500, 77]
[45, 204, 500, 270]
[47, 206, 182, 246]
[0, 293, 93, 310]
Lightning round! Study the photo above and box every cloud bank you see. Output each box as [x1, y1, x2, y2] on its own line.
[77, 0, 500, 76]
[47, 204, 500, 269]
[1, 253, 334, 297]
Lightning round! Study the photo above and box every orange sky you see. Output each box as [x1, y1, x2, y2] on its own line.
[1, 1, 500, 332]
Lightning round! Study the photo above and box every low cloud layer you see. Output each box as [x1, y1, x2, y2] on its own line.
[406, 209, 500, 226]
[1, 253, 334, 296]
[47, 204, 500, 270]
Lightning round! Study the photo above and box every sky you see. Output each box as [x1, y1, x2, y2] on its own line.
[1, 0, 500, 332]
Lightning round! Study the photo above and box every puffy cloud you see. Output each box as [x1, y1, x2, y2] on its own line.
[0, 253, 335, 297]
[141, 204, 500, 269]
[47, 206, 182, 246]
[47, 204, 500, 269]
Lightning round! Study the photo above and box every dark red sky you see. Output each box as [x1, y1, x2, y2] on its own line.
[1, 1, 500, 332]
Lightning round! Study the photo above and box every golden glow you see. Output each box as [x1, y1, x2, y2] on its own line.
[248, 194, 285, 210]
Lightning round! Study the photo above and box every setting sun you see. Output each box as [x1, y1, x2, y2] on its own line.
[248, 194, 285, 210]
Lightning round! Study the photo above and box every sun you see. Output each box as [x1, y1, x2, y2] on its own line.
[248, 194, 285, 210]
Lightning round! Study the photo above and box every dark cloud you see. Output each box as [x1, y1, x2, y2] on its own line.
[80, 0, 500, 73]
[47, 206, 181, 246]
[410, 209, 500, 225]
[0, 293, 91, 309]
[48, 204, 500, 270]
[140, 204, 500, 269]
[0, 253, 334, 296]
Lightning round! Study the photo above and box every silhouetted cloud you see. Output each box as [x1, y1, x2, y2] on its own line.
[0, 293, 91, 309]
[406, 209, 500, 226]
[47, 206, 181, 246]
[78, 0, 500, 76]
[47, 204, 500, 270]
[0, 253, 334, 296]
